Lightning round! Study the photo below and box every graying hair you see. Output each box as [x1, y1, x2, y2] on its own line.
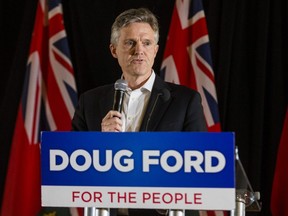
[110, 8, 159, 45]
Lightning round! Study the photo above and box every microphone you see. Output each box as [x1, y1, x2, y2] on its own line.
[145, 88, 170, 131]
[113, 79, 128, 112]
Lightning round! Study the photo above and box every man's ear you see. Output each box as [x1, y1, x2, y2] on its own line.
[154, 44, 159, 58]
[110, 44, 118, 58]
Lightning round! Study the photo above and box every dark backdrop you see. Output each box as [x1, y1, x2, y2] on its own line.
[0, 0, 287, 216]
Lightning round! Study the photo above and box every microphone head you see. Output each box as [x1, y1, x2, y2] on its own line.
[161, 88, 170, 102]
[114, 79, 128, 92]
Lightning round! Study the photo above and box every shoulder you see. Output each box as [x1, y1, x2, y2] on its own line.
[80, 84, 114, 98]
[166, 82, 200, 98]
[154, 74, 200, 96]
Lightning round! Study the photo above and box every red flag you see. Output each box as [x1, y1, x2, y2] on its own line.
[161, 0, 227, 215]
[161, 0, 221, 132]
[1, 0, 79, 215]
[271, 108, 288, 215]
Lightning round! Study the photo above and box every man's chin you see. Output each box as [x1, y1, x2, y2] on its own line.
[129, 66, 150, 75]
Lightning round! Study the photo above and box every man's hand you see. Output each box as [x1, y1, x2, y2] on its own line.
[101, 110, 122, 132]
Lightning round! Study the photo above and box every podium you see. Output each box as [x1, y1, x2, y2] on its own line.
[41, 132, 236, 215]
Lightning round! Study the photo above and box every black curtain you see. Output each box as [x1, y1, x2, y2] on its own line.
[0, 0, 287, 216]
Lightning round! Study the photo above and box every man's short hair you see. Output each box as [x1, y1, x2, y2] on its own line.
[110, 8, 159, 45]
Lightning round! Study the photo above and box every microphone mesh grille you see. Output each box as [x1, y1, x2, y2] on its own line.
[114, 79, 128, 91]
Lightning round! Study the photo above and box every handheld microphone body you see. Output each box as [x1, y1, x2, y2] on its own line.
[113, 79, 128, 112]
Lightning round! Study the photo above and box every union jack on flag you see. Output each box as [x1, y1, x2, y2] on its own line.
[161, 0, 221, 132]
[1, 0, 80, 215]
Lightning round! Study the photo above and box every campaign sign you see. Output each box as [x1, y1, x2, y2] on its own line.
[41, 132, 235, 210]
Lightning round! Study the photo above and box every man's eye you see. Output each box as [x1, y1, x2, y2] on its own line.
[125, 41, 135, 46]
[143, 41, 151, 46]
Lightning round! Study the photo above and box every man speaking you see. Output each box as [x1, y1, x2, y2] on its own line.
[72, 7, 207, 216]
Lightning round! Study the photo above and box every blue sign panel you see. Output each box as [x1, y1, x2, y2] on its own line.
[41, 132, 235, 188]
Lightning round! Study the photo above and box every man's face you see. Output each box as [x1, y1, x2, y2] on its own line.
[110, 22, 159, 83]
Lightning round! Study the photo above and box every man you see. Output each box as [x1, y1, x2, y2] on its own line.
[72, 7, 207, 216]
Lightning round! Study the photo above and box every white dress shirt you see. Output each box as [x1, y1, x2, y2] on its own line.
[121, 72, 155, 132]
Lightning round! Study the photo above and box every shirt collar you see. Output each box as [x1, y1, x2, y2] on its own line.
[140, 70, 155, 92]
[122, 70, 155, 93]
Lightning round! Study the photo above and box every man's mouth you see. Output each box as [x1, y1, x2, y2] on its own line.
[131, 58, 144, 64]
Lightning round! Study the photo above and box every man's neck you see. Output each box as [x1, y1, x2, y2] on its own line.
[124, 72, 153, 90]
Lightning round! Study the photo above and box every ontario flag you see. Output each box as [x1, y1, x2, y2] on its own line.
[271, 107, 288, 215]
[1, 0, 80, 216]
[161, 0, 220, 133]
[161, 0, 227, 215]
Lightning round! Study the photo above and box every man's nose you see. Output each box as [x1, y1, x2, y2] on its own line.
[134, 43, 144, 55]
